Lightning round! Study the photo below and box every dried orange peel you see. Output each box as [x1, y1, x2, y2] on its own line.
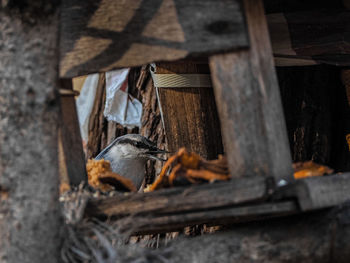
[149, 148, 231, 191]
[86, 159, 137, 192]
[149, 149, 336, 191]
[293, 161, 333, 179]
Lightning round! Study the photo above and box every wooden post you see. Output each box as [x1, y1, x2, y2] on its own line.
[209, 0, 293, 182]
[0, 4, 62, 262]
[155, 60, 223, 159]
[60, 79, 87, 186]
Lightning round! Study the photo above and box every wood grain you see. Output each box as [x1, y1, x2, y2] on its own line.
[117, 201, 298, 234]
[209, 0, 293, 182]
[59, 0, 248, 78]
[86, 176, 269, 218]
[85, 173, 350, 234]
[278, 173, 350, 211]
[154, 206, 350, 263]
[60, 79, 87, 186]
[156, 60, 223, 159]
[139, 67, 166, 183]
[86, 74, 107, 159]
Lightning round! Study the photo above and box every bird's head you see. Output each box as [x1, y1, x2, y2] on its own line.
[95, 134, 167, 161]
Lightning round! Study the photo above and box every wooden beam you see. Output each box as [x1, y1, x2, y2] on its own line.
[86, 176, 269, 218]
[84, 173, 350, 234]
[118, 201, 298, 234]
[209, 0, 293, 182]
[267, 9, 350, 66]
[59, 0, 248, 78]
[60, 79, 87, 186]
[277, 173, 350, 211]
[155, 60, 223, 159]
[153, 206, 350, 263]
[85, 175, 301, 234]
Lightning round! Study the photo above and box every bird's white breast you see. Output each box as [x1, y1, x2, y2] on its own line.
[104, 146, 146, 189]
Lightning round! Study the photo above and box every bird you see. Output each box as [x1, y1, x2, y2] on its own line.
[94, 134, 166, 190]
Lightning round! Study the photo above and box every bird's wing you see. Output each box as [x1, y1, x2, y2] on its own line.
[94, 137, 120, 160]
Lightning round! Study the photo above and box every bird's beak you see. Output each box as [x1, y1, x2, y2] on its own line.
[146, 155, 167, 161]
[145, 148, 170, 161]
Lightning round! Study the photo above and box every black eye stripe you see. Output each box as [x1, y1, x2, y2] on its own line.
[118, 138, 156, 150]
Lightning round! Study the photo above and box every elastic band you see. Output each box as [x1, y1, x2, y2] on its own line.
[150, 64, 212, 88]
[151, 73, 212, 88]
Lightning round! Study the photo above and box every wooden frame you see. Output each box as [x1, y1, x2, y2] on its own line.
[85, 173, 350, 234]
[59, 0, 350, 236]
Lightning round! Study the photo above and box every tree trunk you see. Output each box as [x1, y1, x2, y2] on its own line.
[139, 66, 166, 184]
[0, 3, 62, 263]
[155, 60, 223, 160]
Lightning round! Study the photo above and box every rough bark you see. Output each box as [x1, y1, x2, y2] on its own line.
[158, 204, 350, 263]
[71, 202, 350, 262]
[0, 4, 61, 263]
[86, 73, 108, 159]
[156, 60, 224, 160]
[139, 67, 166, 184]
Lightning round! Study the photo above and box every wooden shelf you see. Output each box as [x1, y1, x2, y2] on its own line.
[84, 173, 350, 234]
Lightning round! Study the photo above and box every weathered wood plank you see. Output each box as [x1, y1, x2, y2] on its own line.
[209, 0, 293, 182]
[155, 60, 223, 159]
[59, 0, 248, 78]
[119, 201, 298, 234]
[280, 173, 350, 211]
[86, 176, 269, 218]
[154, 206, 350, 263]
[85, 173, 350, 234]
[268, 9, 350, 66]
[60, 79, 87, 186]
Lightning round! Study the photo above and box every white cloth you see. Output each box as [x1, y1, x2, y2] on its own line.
[76, 73, 99, 142]
[104, 69, 142, 128]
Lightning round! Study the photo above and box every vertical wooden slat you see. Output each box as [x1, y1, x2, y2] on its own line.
[209, 0, 293, 182]
[60, 79, 87, 186]
[156, 60, 223, 159]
